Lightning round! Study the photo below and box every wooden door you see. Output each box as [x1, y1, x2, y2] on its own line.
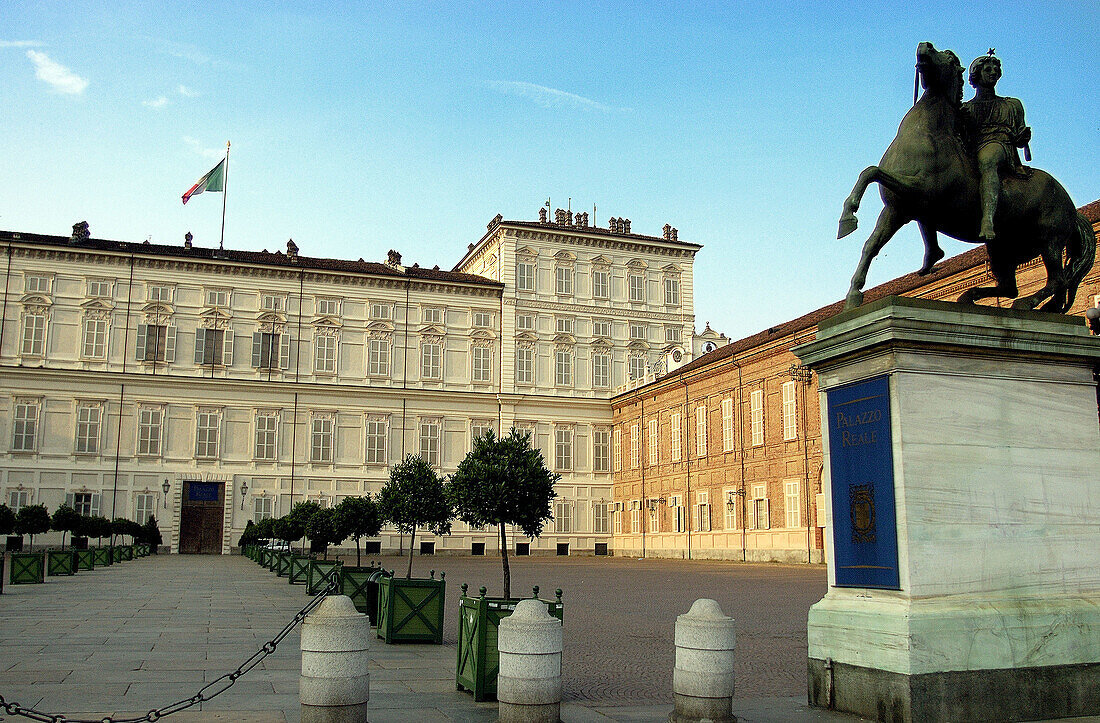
[178, 481, 225, 554]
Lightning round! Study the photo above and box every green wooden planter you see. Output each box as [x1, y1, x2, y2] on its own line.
[135, 544, 148, 557]
[377, 571, 446, 644]
[341, 566, 382, 622]
[75, 549, 95, 571]
[307, 559, 342, 595]
[260, 548, 272, 569]
[93, 547, 113, 566]
[288, 554, 312, 585]
[120, 545, 134, 561]
[47, 550, 76, 576]
[9, 552, 46, 585]
[455, 585, 563, 701]
[276, 551, 292, 577]
[111, 546, 123, 563]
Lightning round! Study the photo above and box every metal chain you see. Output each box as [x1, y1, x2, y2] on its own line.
[0, 572, 341, 723]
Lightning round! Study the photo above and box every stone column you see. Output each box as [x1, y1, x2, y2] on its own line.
[300, 595, 370, 723]
[671, 598, 737, 723]
[497, 598, 563, 723]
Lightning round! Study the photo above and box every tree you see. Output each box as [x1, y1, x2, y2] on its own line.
[334, 495, 382, 566]
[254, 516, 276, 542]
[237, 520, 258, 548]
[0, 503, 15, 537]
[87, 516, 112, 547]
[51, 504, 82, 550]
[285, 501, 322, 553]
[15, 504, 52, 550]
[377, 454, 453, 578]
[305, 507, 344, 560]
[449, 428, 559, 599]
[141, 516, 163, 552]
[111, 518, 133, 545]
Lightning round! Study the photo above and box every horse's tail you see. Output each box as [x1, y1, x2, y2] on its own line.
[1062, 212, 1097, 311]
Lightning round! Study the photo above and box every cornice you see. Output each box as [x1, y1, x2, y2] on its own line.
[515, 297, 688, 322]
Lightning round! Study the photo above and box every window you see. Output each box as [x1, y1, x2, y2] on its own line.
[630, 424, 640, 469]
[473, 311, 491, 328]
[782, 381, 798, 441]
[724, 488, 738, 530]
[472, 345, 491, 383]
[370, 303, 391, 320]
[555, 348, 572, 386]
[613, 429, 622, 472]
[647, 418, 658, 465]
[671, 412, 682, 461]
[88, 280, 110, 297]
[311, 415, 335, 463]
[631, 501, 641, 534]
[593, 428, 610, 472]
[751, 389, 765, 446]
[554, 501, 572, 533]
[629, 323, 647, 340]
[21, 312, 46, 356]
[556, 317, 574, 335]
[82, 316, 108, 359]
[785, 479, 801, 528]
[317, 298, 340, 315]
[555, 427, 573, 471]
[261, 294, 283, 311]
[365, 418, 387, 464]
[516, 313, 534, 331]
[516, 347, 533, 384]
[695, 405, 708, 456]
[137, 408, 163, 456]
[195, 409, 220, 458]
[9, 489, 31, 513]
[368, 338, 390, 376]
[419, 419, 441, 467]
[628, 356, 646, 381]
[255, 412, 278, 460]
[722, 398, 735, 452]
[648, 501, 659, 532]
[593, 501, 610, 534]
[673, 496, 686, 533]
[470, 421, 494, 445]
[516, 260, 535, 291]
[613, 502, 623, 535]
[423, 307, 443, 324]
[314, 332, 337, 374]
[253, 496, 274, 523]
[665, 326, 682, 343]
[12, 399, 39, 451]
[664, 277, 680, 306]
[555, 266, 573, 295]
[195, 327, 232, 366]
[592, 319, 611, 338]
[697, 491, 711, 532]
[629, 273, 645, 302]
[752, 484, 770, 529]
[592, 353, 610, 389]
[251, 332, 288, 369]
[421, 340, 442, 379]
[75, 403, 102, 454]
[592, 269, 610, 299]
[205, 289, 229, 307]
[25, 275, 50, 293]
[66, 492, 100, 517]
[148, 285, 171, 302]
[134, 493, 156, 526]
[137, 323, 175, 362]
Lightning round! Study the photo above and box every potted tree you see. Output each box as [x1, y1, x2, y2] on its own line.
[72, 514, 95, 571]
[448, 428, 562, 700]
[285, 501, 321, 585]
[141, 516, 163, 554]
[375, 454, 453, 644]
[11, 504, 50, 584]
[0, 503, 15, 553]
[305, 507, 344, 594]
[253, 517, 277, 568]
[111, 518, 134, 562]
[334, 494, 383, 618]
[47, 504, 81, 576]
[89, 516, 113, 566]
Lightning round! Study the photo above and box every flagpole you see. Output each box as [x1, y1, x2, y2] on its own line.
[219, 141, 230, 251]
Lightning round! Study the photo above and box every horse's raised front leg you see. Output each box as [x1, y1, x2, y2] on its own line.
[845, 205, 906, 309]
[838, 166, 880, 239]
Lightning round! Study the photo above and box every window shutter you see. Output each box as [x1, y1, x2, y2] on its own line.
[763, 499, 771, 529]
[194, 327, 206, 364]
[165, 326, 177, 362]
[251, 332, 262, 367]
[91, 494, 101, 517]
[222, 329, 234, 365]
[65, 493, 74, 508]
[279, 333, 291, 369]
[135, 324, 147, 361]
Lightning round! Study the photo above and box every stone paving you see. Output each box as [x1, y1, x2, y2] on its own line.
[0, 552, 855, 721]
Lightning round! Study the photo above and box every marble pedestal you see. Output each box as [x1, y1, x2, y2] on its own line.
[793, 297, 1100, 722]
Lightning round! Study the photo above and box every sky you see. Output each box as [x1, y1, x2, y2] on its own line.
[2, 2, 1097, 341]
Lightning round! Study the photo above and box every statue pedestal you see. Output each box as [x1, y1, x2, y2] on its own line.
[794, 297, 1100, 722]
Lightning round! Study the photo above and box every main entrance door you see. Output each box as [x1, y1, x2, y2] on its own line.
[179, 481, 225, 554]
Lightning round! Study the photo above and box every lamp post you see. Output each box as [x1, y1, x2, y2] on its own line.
[240, 480, 249, 510]
[162, 478, 170, 508]
[725, 489, 744, 515]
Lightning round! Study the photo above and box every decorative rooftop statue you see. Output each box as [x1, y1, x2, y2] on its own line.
[839, 42, 1094, 313]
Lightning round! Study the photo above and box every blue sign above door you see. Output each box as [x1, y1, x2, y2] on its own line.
[187, 482, 220, 502]
[826, 374, 900, 589]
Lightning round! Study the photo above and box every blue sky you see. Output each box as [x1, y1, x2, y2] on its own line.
[2, 2, 1097, 340]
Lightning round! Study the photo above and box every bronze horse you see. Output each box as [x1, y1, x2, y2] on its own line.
[840, 42, 1094, 312]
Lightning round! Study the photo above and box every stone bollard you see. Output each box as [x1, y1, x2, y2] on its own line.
[497, 598, 563, 723]
[670, 598, 737, 723]
[300, 595, 371, 723]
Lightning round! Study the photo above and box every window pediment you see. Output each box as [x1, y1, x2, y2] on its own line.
[515, 331, 539, 343]
[553, 249, 576, 262]
[21, 294, 52, 307]
[419, 323, 445, 336]
[590, 255, 612, 267]
[366, 319, 395, 333]
[199, 307, 232, 322]
[628, 339, 650, 351]
[553, 333, 576, 345]
[470, 328, 496, 341]
[661, 263, 682, 274]
[257, 310, 286, 325]
[515, 246, 538, 258]
[80, 298, 113, 312]
[592, 338, 612, 351]
[313, 315, 343, 329]
[627, 258, 648, 270]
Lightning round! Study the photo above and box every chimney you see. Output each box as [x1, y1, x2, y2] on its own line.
[71, 221, 90, 244]
[386, 249, 403, 269]
[286, 239, 299, 259]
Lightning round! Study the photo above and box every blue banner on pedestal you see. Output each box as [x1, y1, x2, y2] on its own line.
[826, 375, 899, 589]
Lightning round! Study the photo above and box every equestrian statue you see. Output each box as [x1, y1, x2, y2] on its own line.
[839, 42, 1094, 312]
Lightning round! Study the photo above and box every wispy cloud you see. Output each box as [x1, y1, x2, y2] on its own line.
[177, 84, 199, 97]
[143, 96, 169, 109]
[485, 81, 628, 112]
[183, 136, 223, 160]
[0, 40, 42, 48]
[26, 50, 88, 94]
[142, 36, 211, 65]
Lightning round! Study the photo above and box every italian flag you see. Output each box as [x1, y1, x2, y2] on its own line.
[181, 159, 226, 205]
